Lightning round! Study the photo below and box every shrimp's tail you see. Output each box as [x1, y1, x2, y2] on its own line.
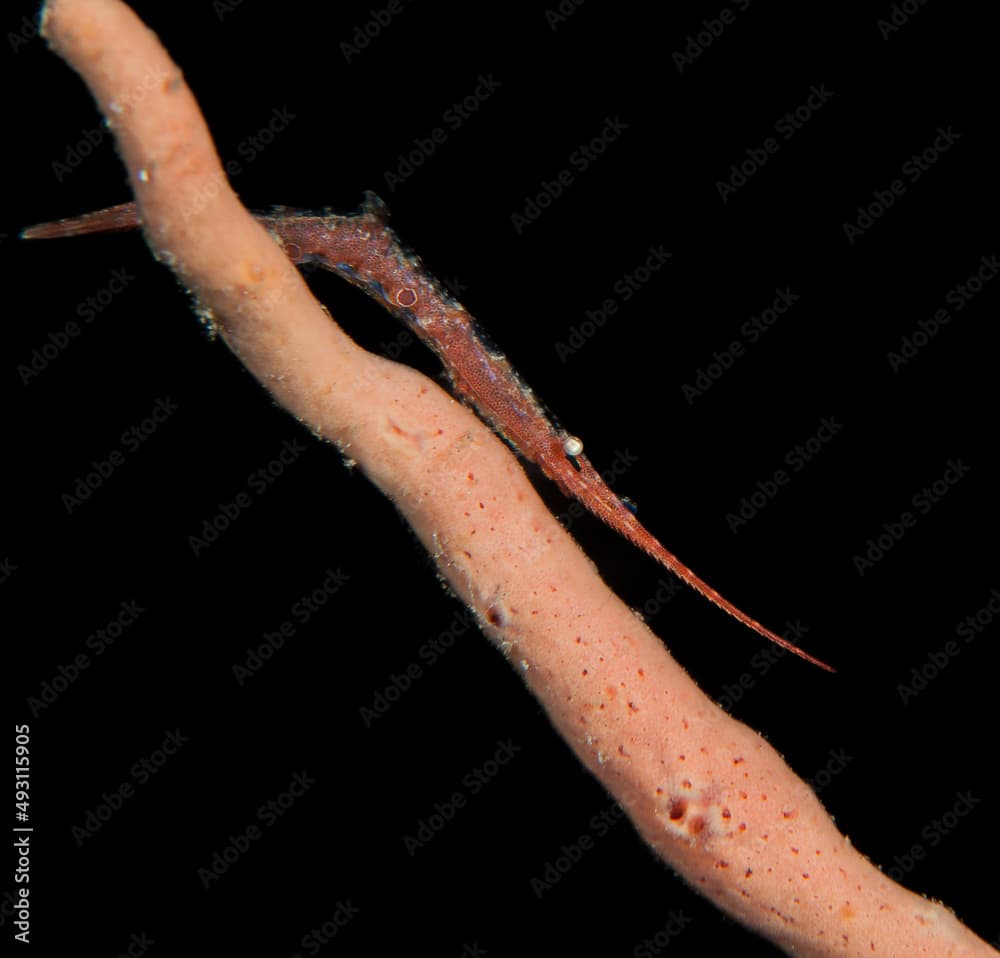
[561, 456, 836, 672]
[641, 534, 836, 672]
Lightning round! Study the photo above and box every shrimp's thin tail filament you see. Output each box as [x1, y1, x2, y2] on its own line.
[640, 531, 835, 671]
[559, 453, 836, 672]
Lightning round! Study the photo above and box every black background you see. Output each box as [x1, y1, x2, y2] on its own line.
[3, 1, 998, 955]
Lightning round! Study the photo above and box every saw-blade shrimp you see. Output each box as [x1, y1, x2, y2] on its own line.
[22, 195, 834, 671]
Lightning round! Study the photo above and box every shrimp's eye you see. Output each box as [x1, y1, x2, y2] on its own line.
[563, 435, 584, 457]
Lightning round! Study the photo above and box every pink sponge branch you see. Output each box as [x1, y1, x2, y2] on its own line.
[37, 1, 995, 955]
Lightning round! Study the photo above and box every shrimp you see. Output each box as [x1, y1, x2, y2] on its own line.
[22, 195, 835, 671]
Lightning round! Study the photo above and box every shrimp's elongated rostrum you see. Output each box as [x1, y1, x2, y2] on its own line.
[23, 195, 834, 671]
